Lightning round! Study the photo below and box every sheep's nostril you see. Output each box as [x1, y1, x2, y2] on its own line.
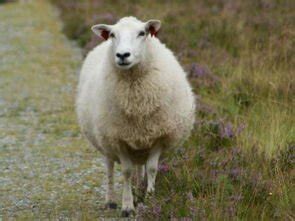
[116, 52, 131, 59]
[123, 52, 130, 58]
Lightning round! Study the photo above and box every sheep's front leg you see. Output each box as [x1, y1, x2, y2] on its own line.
[146, 147, 162, 194]
[119, 154, 135, 217]
[105, 158, 117, 209]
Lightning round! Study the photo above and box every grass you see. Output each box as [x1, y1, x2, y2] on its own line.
[50, 0, 294, 219]
[0, 0, 294, 220]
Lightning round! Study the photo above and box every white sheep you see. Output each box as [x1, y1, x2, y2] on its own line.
[76, 16, 195, 217]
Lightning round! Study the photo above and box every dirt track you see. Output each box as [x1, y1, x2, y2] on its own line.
[0, 1, 121, 219]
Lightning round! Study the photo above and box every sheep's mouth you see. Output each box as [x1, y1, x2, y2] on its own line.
[118, 62, 131, 66]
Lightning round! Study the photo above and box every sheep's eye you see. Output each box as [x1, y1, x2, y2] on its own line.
[110, 33, 115, 38]
[138, 31, 145, 37]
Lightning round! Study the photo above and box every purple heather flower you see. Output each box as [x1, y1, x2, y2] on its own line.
[137, 202, 148, 215]
[220, 122, 235, 139]
[152, 204, 162, 216]
[189, 63, 208, 78]
[158, 162, 170, 173]
[229, 168, 242, 181]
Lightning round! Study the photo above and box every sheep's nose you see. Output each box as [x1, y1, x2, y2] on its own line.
[116, 52, 131, 59]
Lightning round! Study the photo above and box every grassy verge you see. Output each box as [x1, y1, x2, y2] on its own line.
[50, 0, 295, 219]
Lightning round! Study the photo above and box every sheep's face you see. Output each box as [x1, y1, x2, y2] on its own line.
[92, 17, 161, 70]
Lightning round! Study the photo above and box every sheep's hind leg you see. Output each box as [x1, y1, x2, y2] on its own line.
[119, 153, 135, 217]
[105, 158, 117, 209]
[136, 165, 145, 189]
[134, 165, 145, 204]
[146, 147, 162, 194]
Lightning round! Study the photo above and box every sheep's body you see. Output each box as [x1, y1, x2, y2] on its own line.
[77, 38, 195, 163]
[76, 16, 195, 216]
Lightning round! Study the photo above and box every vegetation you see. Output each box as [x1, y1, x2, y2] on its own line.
[0, 0, 293, 220]
[50, 0, 294, 219]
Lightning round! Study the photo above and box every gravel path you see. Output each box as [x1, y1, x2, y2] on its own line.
[0, 1, 120, 219]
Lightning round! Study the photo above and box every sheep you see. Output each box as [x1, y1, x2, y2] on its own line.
[76, 16, 196, 217]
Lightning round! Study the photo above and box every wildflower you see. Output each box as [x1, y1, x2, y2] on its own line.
[152, 204, 161, 216]
[219, 122, 235, 139]
[158, 162, 170, 173]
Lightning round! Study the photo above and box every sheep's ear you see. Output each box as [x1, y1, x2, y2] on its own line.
[91, 24, 112, 40]
[145, 20, 161, 37]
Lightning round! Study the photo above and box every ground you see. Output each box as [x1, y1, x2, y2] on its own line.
[0, 1, 121, 219]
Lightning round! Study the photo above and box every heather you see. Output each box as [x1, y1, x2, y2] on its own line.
[50, 0, 294, 219]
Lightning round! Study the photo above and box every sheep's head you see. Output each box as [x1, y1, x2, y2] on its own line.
[92, 17, 161, 70]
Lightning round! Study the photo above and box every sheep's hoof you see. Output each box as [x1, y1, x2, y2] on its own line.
[105, 202, 117, 210]
[134, 196, 144, 206]
[145, 191, 155, 200]
[134, 191, 145, 206]
[121, 209, 135, 217]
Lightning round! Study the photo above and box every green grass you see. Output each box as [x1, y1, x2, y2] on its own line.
[0, 0, 294, 220]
